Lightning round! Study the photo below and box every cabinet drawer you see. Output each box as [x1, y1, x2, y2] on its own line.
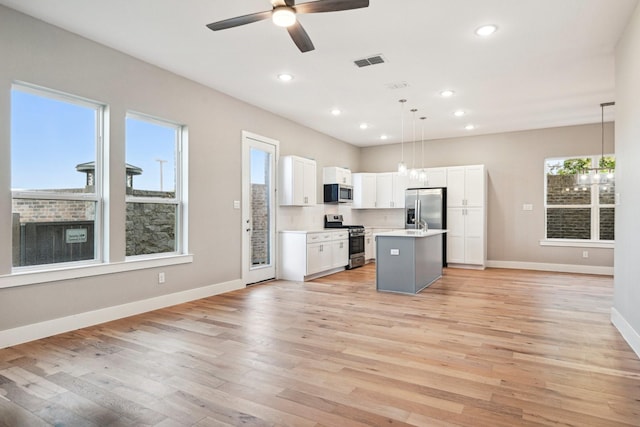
[333, 231, 348, 240]
[307, 232, 334, 243]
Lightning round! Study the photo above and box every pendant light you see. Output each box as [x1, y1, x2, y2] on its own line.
[418, 116, 427, 182]
[576, 102, 615, 185]
[409, 108, 419, 180]
[397, 99, 408, 176]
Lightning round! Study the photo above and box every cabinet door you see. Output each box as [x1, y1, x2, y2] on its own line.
[364, 233, 374, 260]
[306, 242, 323, 275]
[303, 159, 316, 205]
[464, 165, 485, 207]
[446, 167, 466, 206]
[464, 207, 484, 264]
[353, 173, 377, 208]
[392, 173, 407, 208]
[425, 167, 447, 187]
[376, 173, 393, 209]
[331, 239, 348, 268]
[292, 158, 305, 205]
[446, 208, 466, 263]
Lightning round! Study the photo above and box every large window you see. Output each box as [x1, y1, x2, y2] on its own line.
[125, 114, 185, 257]
[545, 156, 615, 243]
[11, 84, 104, 268]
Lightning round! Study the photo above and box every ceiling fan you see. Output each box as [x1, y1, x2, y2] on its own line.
[206, 0, 370, 53]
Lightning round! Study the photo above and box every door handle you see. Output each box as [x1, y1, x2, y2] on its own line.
[246, 228, 251, 232]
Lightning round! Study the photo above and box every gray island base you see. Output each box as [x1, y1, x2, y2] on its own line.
[375, 230, 447, 294]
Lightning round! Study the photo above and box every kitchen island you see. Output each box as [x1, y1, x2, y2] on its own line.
[375, 229, 447, 294]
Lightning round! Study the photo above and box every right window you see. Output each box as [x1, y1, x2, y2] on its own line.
[545, 156, 615, 242]
[125, 113, 185, 257]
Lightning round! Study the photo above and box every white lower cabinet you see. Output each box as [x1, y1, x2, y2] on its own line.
[364, 229, 374, 261]
[446, 207, 485, 266]
[280, 230, 348, 281]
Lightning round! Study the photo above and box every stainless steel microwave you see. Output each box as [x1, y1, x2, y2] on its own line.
[323, 183, 353, 203]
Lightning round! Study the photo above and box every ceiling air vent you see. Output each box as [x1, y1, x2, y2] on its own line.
[354, 54, 386, 68]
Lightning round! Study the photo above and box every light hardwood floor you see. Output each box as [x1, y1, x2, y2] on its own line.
[1, 265, 639, 426]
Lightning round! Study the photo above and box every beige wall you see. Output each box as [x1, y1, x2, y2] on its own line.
[614, 3, 640, 349]
[359, 123, 615, 268]
[0, 6, 359, 331]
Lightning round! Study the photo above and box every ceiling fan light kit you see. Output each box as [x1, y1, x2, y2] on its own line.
[206, 0, 370, 53]
[272, 7, 296, 27]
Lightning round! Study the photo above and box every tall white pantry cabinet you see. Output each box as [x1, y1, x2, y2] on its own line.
[446, 165, 487, 268]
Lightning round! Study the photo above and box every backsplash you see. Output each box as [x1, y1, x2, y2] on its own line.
[278, 204, 404, 230]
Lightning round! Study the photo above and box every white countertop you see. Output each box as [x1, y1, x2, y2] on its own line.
[375, 229, 448, 238]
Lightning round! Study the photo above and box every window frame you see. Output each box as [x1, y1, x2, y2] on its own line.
[10, 82, 106, 271]
[124, 111, 187, 259]
[542, 155, 615, 248]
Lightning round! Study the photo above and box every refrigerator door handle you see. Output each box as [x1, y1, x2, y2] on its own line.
[416, 199, 421, 229]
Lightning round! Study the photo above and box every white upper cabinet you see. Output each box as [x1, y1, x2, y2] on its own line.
[424, 167, 447, 188]
[280, 155, 317, 206]
[352, 173, 377, 209]
[323, 166, 352, 186]
[376, 172, 407, 209]
[447, 165, 485, 207]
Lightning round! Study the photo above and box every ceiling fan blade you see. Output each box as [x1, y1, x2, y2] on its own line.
[287, 21, 315, 52]
[284, 0, 296, 5]
[295, 0, 369, 14]
[206, 10, 272, 31]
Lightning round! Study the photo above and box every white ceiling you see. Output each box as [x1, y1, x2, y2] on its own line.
[1, 0, 636, 147]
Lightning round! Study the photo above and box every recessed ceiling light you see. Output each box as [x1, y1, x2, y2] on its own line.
[380, 134, 388, 140]
[465, 124, 475, 130]
[475, 24, 498, 37]
[359, 123, 368, 130]
[331, 108, 341, 116]
[440, 90, 455, 98]
[454, 110, 465, 117]
[277, 73, 293, 82]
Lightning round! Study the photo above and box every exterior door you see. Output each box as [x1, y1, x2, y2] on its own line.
[242, 131, 278, 285]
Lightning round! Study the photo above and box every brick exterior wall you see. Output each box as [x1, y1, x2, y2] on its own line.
[251, 183, 269, 265]
[546, 174, 615, 240]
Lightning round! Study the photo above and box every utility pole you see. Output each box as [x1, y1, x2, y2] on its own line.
[155, 159, 167, 192]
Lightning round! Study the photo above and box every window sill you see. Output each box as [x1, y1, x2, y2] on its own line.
[539, 240, 614, 249]
[0, 254, 194, 289]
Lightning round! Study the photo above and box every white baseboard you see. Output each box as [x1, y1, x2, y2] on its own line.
[611, 308, 640, 359]
[0, 279, 243, 349]
[486, 260, 614, 276]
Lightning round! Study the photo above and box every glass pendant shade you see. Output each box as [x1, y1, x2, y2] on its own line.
[398, 161, 407, 175]
[418, 168, 427, 182]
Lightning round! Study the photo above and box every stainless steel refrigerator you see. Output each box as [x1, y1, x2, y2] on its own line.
[405, 187, 447, 266]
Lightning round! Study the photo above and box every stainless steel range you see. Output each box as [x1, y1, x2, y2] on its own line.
[324, 214, 365, 269]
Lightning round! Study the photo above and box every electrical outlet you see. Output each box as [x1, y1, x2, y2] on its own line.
[390, 249, 400, 256]
[582, 251, 589, 259]
[158, 272, 165, 284]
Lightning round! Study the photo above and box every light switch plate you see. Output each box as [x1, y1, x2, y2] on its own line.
[522, 204, 533, 211]
[233, 200, 240, 209]
[390, 249, 400, 255]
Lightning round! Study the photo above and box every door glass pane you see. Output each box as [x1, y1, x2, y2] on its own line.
[250, 147, 271, 267]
